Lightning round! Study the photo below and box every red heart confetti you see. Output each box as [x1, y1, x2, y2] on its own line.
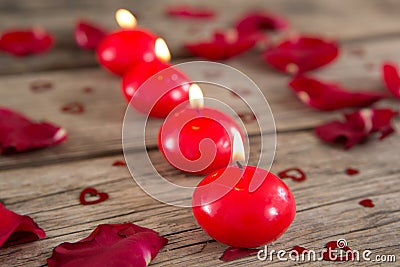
[61, 102, 85, 114]
[75, 20, 107, 50]
[382, 62, 400, 99]
[0, 28, 53, 56]
[278, 167, 306, 182]
[315, 108, 398, 149]
[79, 188, 109, 205]
[112, 160, 126, 166]
[0, 107, 67, 154]
[30, 80, 53, 93]
[47, 223, 168, 267]
[345, 168, 359, 176]
[263, 35, 339, 74]
[323, 240, 354, 261]
[166, 5, 215, 19]
[359, 199, 374, 208]
[219, 247, 259, 262]
[185, 30, 257, 60]
[289, 75, 384, 111]
[0, 203, 46, 247]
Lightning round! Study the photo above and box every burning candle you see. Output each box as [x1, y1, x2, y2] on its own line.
[96, 9, 171, 76]
[158, 84, 244, 174]
[192, 133, 296, 248]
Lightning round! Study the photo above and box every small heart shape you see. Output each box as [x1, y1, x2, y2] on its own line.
[345, 168, 359, 176]
[278, 167, 306, 182]
[323, 240, 354, 261]
[79, 187, 109, 205]
[61, 102, 85, 114]
[359, 198, 374, 208]
[30, 80, 53, 92]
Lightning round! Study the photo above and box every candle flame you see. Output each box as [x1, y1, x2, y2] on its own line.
[155, 38, 171, 62]
[189, 84, 204, 109]
[116, 9, 137, 29]
[232, 131, 245, 164]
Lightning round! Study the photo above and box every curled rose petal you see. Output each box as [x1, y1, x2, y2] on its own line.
[235, 11, 289, 36]
[0, 107, 67, 154]
[0, 203, 46, 247]
[47, 223, 168, 267]
[166, 5, 215, 19]
[382, 62, 400, 99]
[185, 30, 257, 60]
[79, 188, 109, 205]
[75, 20, 107, 50]
[219, 247, 259, 262]
[289, 75, 384, 111]
[0, 28, 53, 56]
[315, 108, 398, 149]
[263, 35, 339, 74]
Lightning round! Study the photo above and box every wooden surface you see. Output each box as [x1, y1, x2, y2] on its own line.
[0, 0, 399, 266]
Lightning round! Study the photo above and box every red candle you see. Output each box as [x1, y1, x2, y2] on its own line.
[122, 61, 190, 118]
[192, 133, 296, 248]
[158, 84, 244, 174]
[96, 9, 171, 76]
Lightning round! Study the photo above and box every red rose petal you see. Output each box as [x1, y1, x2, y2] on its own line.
[79, 188, 109, 205]
[235, 11, 289, 36]
[112, 160, 126, 166]
[0, 203, 46, 247]
[0, 107, 67, 154]
[185, 30, 257, 60]
[47, 223, 168, 267]
[219, 247, 259, 262]
[315, 108, 398, 149]
[345, 168, 359, 176]
[382, 62, 400, 99]
[0, 28, 53, 56]
[359, 199, 374, 208]
[75, 20, 107, 50]
[166, 6, 215, 19]
[323, 241, 354, 261]
[278, 167, 306, 182]
[61, 102, 85, 114]
[263, 35, 339, 74]
[289, 75, 384, 111]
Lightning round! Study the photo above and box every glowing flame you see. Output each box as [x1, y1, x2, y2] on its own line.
[115, 9, 137, 29]
[232, 131, 245, 164]
[189, 84, 204, 109]
[155, 38, 171, 62]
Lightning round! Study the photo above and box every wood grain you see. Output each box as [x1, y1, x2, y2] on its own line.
[0, 127, 398, 266]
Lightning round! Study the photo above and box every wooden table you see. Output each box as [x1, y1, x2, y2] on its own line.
[0, 1, 399, 266]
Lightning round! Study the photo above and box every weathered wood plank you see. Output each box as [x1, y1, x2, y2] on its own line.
[1, 0, 400, 74]
[0, 127, 399, 266]
[0, 37, 399, 169]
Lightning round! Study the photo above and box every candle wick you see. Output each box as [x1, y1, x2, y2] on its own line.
[236, 161, 243, 170]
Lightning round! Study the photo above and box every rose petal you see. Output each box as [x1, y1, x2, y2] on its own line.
[0, 28, 53, 56]
[382, 62, 400, 99]
[0, 107, 67, 154]
[315, 108, 398, 149]
[47, 223, 168, 267]
[75, 20, 107, 50]
[0, 203, 46, 247]
[263, 35, 339, 74]
[79, 188, 109, 205]
[185, 30, 257, 60]
[235, 11, 289, 36]
[219, 247, 259, 262]
[289, 75, 384, 111]
[166, 6, 215, 19]
[359, 199, 374, 208]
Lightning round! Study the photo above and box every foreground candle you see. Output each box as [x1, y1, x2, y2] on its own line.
[96, 9, 171, 75]
[158, 84, 244, 174]
[192, 133, 296, 248]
